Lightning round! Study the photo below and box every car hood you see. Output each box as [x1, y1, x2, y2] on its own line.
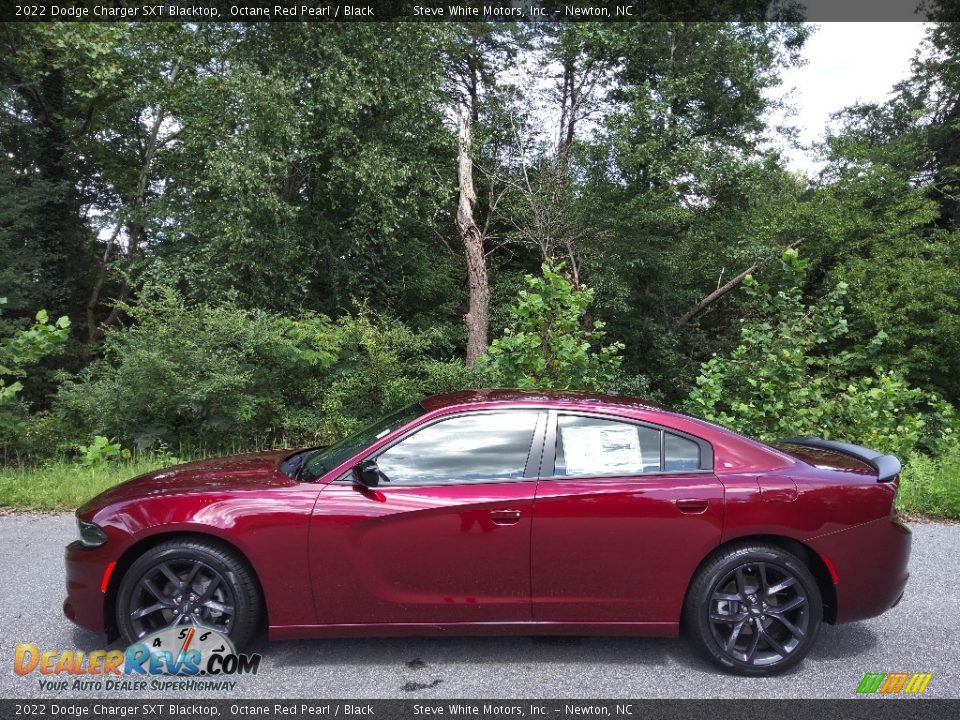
[78, 449, 297, 515]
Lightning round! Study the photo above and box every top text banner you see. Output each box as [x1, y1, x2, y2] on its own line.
[2, 0, 950, 23]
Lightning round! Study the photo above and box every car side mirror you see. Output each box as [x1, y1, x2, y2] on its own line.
[352, 459, 385, 488]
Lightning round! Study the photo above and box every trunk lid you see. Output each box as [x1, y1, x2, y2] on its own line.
[772, 436, 901, 481]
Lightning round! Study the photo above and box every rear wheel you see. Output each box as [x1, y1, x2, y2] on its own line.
[684, 543, 822, 675]
[115, 539, 260, 648]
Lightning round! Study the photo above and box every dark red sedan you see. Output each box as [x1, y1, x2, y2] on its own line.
[65, 390, 910, 675]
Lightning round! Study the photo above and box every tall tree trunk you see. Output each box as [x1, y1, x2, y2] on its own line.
[28, 59, 89, 322]
[557, 58, 580, 286]
[87, 61, 182, 341]
[456, 108, 489, 367]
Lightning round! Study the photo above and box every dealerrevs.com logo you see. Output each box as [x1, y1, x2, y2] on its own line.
[856, 672, 934, 695]
[14, 624, 261, 693]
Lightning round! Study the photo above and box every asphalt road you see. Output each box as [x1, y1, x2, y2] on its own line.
[1, 513, 957, 699]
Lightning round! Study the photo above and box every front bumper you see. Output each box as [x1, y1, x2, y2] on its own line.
[64, 540, 111, 634]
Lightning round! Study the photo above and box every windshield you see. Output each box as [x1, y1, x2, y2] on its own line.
[300, 403, 426, 482]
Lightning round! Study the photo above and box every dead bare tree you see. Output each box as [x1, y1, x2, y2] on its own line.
[495, 28, 611, 287]
[552, 47, 608, 285]
[456, 108, 490, 366]
[444, 27, 520, 366]
[496, 39, 610, 289]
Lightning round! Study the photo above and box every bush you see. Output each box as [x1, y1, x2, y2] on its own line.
[77, 436, 129, 467]
[316, 309, 484, 441]
[898, 448, 960, 519]
[54, 288, 337, 450]
[51, 289, 480, 453]
[480, 263, 625, 392]
[0, 299, 70, 443]
[0, 298, 70, 462]
[685, 250, 955, 458]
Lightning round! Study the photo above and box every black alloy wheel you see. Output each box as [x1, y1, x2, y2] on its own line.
[115, 539, 261, 647]
[684, 544, 822, 675]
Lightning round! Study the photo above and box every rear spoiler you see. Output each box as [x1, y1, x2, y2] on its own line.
[779, 436, 902, 482]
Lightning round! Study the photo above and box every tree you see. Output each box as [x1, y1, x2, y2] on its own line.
[570, 21, 809, 399]
[444, 24, 524, 366]
[1, 23, 461, 341]
[811, 20, 960, 400]
[81, 24, 202, 341]
[685, 250, 953, 458]
[508, 24, 613, 281]
[0, 24, 127, 330]
[480, 263, 623, 391]
[134, 24, 457, 323]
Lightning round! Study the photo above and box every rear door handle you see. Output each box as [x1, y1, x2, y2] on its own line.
[489, 509, 522, 525]
[675, 499, 709, 514]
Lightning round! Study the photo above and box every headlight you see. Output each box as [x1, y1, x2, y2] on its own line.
[77, 519, 108, 548]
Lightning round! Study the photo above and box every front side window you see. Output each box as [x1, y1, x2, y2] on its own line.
[300, 403, 427, 481]
[375, 411, 540, 485]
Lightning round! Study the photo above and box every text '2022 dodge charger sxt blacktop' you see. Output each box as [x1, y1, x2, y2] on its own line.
[64, 390, 910, 675]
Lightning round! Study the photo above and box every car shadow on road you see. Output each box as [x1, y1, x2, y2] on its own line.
[257, 625, 877, 677]
[257, 634, 719, 675]
[810, 623, 879, 660]
[68, 622, 878, 677]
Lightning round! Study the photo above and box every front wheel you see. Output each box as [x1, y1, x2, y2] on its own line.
[684, 543, 822, 675]
[115, 539, 261, 648]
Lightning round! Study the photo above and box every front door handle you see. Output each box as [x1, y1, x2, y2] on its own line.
[676, 498, 709, 514]
[489, 509, 522, 525]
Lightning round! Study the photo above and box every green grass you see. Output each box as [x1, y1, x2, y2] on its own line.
[897, 447, 960, 519]
[0, 454, 184, 511]
[1, 446, 959, 518]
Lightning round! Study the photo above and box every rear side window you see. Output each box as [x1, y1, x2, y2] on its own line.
[555, 415, 660, 477]
[664, 433, 701, 471]
[553, 414, 706, 477]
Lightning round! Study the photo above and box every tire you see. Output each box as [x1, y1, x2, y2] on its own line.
[683, 543, 822, 676]
[115, 539, 261, 648]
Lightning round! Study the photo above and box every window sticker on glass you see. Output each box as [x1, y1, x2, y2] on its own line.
[561, 425, 643, 475]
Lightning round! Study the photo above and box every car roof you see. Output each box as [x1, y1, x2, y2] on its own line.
[419, 389, 796, 474]
[419, 389, 665, 412]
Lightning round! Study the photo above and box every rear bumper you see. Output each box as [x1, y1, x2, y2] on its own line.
[808, 516, 911, 623]
[64, 540, 109, 634]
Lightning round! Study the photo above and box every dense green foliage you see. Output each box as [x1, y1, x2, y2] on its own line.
[0, 299, 70, 439]
[481, 264, 624, 391]
[48, 290, 478, 454]
[686, 250, 954, 458]
[899, 446, 960, 519]
[1, 19, 959, 516]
